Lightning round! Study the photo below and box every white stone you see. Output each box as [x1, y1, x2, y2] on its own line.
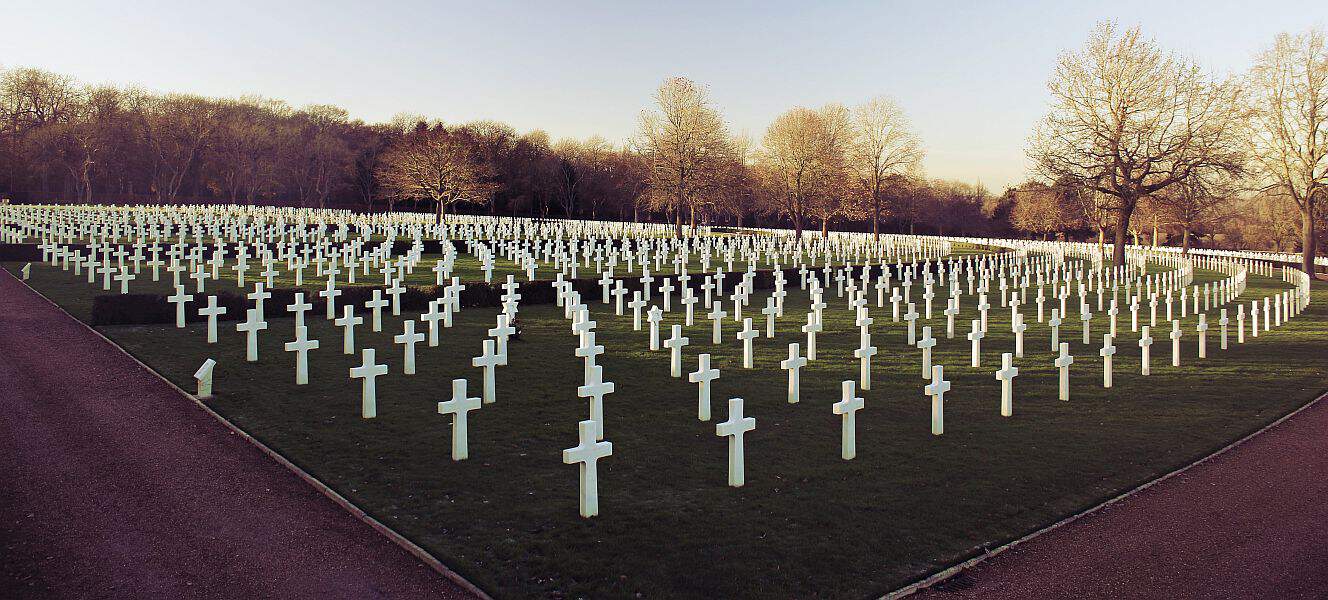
[194, 358, 216, 399]
[854, 332, 878, 390]
[1055, 342, 1074, 401]
[394, 319, 425, 375]
[334, 305, 363, 355]
[236, 307, 268, 362]
[578, 365, 615, 441]
[924, 365, 950, 435]
[967, 319, 984, 367]
[833, 380, 865, 460]
[283, 325, 318, 385]
[996, 352, 1018, 417]
[647, 306, 663, 351]
[199, 295, 227, 343]
[715, 397, 756, 487]
[780, 342, 807, 403]
[664, 325, 690, 377]
[562, 419, 612, 518]
[1100, 334, 1116, 388]
[688, 353, 719, 421]
[350, 348, 388, 419]
[472, 339, 505, 404]
[737, 318, 758, 368]
[438, 379, 482, 461]
[1139, 326, 1154, 375]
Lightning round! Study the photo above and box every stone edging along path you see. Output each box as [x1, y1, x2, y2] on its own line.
[885, 385, 1328, 599]
[0, 266, 489, 599]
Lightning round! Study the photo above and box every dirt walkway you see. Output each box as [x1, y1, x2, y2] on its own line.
[0, 269, 476, 599]
[915, 392, 1328, 599]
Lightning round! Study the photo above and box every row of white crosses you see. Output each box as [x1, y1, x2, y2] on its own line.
[39, 220, 1307, 427]
[7, 204, 1317, 520]
[619, 244, 1309, 454]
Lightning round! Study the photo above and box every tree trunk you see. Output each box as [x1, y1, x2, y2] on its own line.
[821, 217, 829, 239]
[1182, 227, 1191, 254]
[435, 198, 447, 224]
[1112, 217, 1129, 267]
[872, 192, 881, 242]
[674, 205, 683, 237]
[1303, 203, 1319, 279]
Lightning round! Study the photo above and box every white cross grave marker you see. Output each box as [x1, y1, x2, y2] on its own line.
[715, 398, 756, 487]
[438, 379, 482, 461]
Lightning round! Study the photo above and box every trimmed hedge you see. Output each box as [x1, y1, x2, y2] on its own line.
[0, 243, 43, 261]
[2, 239, 477, 263]
[85, 263, 933, 326]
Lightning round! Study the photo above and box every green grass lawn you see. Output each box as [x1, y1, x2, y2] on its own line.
[7, 256, 1323, 599]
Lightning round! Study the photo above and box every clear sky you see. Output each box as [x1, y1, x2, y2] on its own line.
[3, 0, 1323, 189]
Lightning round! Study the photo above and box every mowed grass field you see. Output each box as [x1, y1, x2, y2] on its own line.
[6, 257, 1326, 599]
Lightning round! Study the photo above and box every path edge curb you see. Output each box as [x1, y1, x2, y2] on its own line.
[883, 385, 1328, 599]
[3, 267, 493, 600]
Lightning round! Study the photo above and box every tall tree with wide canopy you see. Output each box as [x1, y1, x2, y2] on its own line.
[851, 96, 923, 241]
[1029, 22, 1245, 267]
[637, 77, 732, 236]
[760, 104, 855, 238]
[1247, 28, 1328, 278]
[376, 124, 496, 223]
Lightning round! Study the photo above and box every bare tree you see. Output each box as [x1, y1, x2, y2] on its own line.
[1247, 28, 1328, 278]
[760, 105, 854, 238]
[376, 125, 496, 223]
[1011, 180, 1082, 239]
[851, 96, 923, 241]
[1153, 172, 1235, 252]
[0, 67, 80, 194]
[808, 103, 858, 237]
[637, 77, 731, 235]
[131, 92, 222, 203]
[1029, 22, 1245, 266]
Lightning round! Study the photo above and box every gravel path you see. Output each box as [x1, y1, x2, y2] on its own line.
[916, 392, 1328, 599]
[0, 269, 476, 599]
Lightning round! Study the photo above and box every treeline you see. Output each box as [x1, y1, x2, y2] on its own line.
[5, 19, 1322, 272]
[0, 66, 1008, 237]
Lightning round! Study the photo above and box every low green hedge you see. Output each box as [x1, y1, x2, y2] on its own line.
[86, 265, 915, 326]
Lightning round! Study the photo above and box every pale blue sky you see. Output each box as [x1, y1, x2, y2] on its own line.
[4, 0, 1323, 188]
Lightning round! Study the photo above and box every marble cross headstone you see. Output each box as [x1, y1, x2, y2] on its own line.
[688, 353, 719, 421]
[833, 380, 865, 460]
[715, 397, 756, 487]
[350, 347, 389, 419]
[283, 325, 318, 385]
[438, 379, 482, 461]
[1054, 342, 1074, 401]
[996, 352, 1018, 417]
[780, 342, 807, 403]
[924, 365, 950, 435]
[562, 419, 612, 518]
